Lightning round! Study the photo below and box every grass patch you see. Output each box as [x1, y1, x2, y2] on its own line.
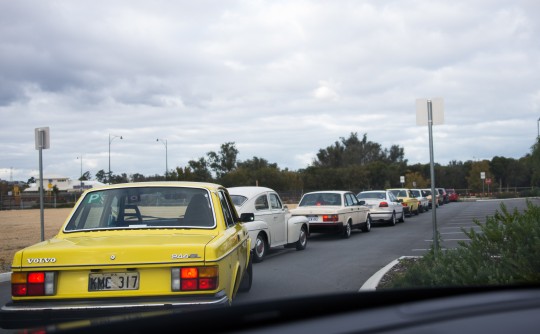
[380, 201, 540, 288]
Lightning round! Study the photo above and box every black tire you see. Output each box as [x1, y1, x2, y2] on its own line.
[342, 221, 352, 238]
[253, 233, 267, 263]
[389, 212, 397, 226]
[399, 210, 405, 223]
[361, 215, 371, 232]
[296, 225, 308, 250]
[414, 205, 419, 215]
[238, 256, 252, 293]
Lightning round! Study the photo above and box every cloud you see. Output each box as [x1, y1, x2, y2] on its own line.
[313, 80, 340, 101]
[1, 0, 539, 182]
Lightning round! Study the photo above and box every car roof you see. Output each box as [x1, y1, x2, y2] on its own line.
[87, 181, 225, 192]
[227, 186, 274, 198]
[302, 190, 350, 195]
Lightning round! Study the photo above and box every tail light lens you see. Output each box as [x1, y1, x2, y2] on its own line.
[401, 203, 408, 207]
[12, 272, 56, 296]
[322, 215, 339, 222]
[171, 266, 218, 291]
[379, 202, 389, 207]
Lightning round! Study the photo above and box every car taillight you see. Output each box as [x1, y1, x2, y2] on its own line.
[322, 215, 339, 222]
[379, 202, 389, 207]
[171, 266, 218, 291]
[401, 203, 408, 207]
[12, 272, 56, 296]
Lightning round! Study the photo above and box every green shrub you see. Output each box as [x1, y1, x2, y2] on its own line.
[384, 201, 540, 288]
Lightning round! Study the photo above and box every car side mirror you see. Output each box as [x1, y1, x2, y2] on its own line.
[239, 213, 255, 223]
[358, 200, 366, 205]
[397, 199, 403, 203]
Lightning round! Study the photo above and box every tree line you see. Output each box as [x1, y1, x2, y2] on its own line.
[83, 133, 540, 196]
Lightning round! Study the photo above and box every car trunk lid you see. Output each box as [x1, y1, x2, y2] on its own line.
[13, 233, 216, 269]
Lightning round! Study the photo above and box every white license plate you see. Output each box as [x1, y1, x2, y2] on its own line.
[307, 215, 318, 222]
[88, 272, 140, 291]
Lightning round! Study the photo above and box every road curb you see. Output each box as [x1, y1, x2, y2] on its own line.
[359, 256, 420, 291]
[359, 259, 400, 291]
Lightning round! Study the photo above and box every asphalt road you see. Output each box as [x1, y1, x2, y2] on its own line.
[235, 197, 538, 304]
[1, 198, 537, 308]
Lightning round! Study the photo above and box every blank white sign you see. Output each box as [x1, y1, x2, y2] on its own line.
[416, 98, 444, 125]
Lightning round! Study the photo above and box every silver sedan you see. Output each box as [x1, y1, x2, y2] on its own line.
[356, 190, 405, 226]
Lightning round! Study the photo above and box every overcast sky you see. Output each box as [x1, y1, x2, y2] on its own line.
[1, 0, 539, 183]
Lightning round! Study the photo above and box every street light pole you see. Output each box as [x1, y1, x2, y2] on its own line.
[108, 134, 123, 184]
[537, 117, 540, 139]
[156, 138, 168, 180]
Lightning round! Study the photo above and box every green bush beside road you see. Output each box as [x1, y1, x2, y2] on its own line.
[382, 201, 540, 288]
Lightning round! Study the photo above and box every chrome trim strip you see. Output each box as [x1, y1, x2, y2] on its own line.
[1, 295, 229, 311]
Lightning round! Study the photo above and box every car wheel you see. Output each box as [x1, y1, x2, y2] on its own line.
[419, 205, 424, 213]
[361, 215, 371, 232]
[389, 212, 397, 226]
[343, 221, 352, 238]
[238, 256, 252, 293]
[399, 210, 405, 223]
[296, 225, 308, 250]
[253, 233, 267, 263]
[414, 206, 419, 215]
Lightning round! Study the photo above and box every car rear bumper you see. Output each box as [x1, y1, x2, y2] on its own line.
[308, 222, 344, 233]
[369, 211, 393, 221]
[0, 291, 229, 329]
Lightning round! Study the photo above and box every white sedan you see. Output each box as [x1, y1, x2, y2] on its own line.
[228, 187, 309, 262]
[356, 190, 405, 225]
[290, 190, 371, 238]
[410, 188, 430, 212]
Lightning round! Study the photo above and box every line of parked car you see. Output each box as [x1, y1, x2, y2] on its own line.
[230, 186, 459, 263]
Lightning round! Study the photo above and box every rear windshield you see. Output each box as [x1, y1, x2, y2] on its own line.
[299, 193, 342, 206]
[357, 192, 385, 199]
[389, 189, 407, 197]
[65, 187, 215, 232]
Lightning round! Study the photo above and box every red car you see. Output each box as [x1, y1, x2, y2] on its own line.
[446, 189, 459, 202]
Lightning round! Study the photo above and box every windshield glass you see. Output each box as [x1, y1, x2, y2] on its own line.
[357, 192, 385, 199]
[389, 189, 407, 197]
[65, 187, 215, 231]
[299, 193, 342, 206]
[230, 194, 247, 207]
[2, 0, 540, 332]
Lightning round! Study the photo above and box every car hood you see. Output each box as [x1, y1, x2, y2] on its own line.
[12, 233, 216, 269]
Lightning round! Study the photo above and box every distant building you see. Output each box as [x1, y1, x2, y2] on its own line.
[24, 177, 105, 192]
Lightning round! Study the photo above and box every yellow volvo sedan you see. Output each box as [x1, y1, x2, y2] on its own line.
[1, 182, 252, 326]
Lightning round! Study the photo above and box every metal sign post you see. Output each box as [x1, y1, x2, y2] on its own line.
[481, 171, 486, 198]
[416, 98, 444, 256]
[35, 127, 50, 242]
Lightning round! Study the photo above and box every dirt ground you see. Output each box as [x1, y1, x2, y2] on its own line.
[0, 208, 72, 273]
